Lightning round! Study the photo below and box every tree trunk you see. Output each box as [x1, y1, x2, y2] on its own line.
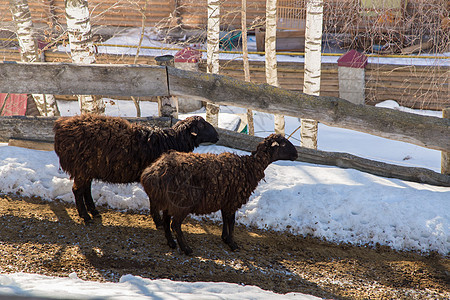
[265, 0, 284, 136]
[65, 0, 104, 115]
[300, 0, 323, 149]
[205, 0, 220, 127]
[9, 0, 60, 116]
[442, 108, 450, 175]
[130, 0, 149, 117]
[242, 0, 254, 135]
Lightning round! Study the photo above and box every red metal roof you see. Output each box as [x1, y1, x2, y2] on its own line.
[174, 47, 202, 63]
[0, 93, 28, 116]
[337, 50, 368, 68]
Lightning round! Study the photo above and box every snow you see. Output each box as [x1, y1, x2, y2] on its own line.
[4, 26, 449, 299]
[0, 273, 318, 299]
[0, 99, 448, 299]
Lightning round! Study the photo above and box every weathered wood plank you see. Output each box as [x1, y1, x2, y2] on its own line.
[8, 138, 54, 151]
[0, 62, 169, 97]
[166, 66, 450, 152]
[0, 116, 173, 143]
[0, 116, 449, 187]
[216, 128, 450, 187]
[0, 116, 57, 142]
[0, 62, 448, 152]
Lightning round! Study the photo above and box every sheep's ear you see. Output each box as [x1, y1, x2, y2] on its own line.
[271, 141, 279, 147]
[190, 125, 199, 137]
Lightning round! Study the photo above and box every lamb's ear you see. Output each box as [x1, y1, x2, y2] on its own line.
[271, 141, 279, 147]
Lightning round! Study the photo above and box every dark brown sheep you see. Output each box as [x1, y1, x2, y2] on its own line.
[140, 134, 298, 255]
[53, 114, 219, 224]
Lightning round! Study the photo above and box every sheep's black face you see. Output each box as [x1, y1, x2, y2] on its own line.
[267, 134, 298, 162]
[190, 116, 219, 145]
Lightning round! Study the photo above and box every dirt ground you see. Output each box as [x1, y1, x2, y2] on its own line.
[0, 194, 448, 299]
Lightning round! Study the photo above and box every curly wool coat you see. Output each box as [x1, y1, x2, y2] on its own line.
[53, 114, 219, 223]
[140, 134, 298, 254]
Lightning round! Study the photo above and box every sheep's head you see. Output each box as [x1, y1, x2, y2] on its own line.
[174, 116, 219, 145]
[253, 134, 298, 163]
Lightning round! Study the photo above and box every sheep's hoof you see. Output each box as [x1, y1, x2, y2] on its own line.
[228, 242, 239, 252]
[154, 221, 164, 230]
[167, 240, 177, 249]
[83, 220, 94, 226]
[81, 215, 92, 224]
[153, 218, 163, 229]
[91, 210, 101, 218]
[222, 236, 239, 251]
[182, 247, 193, 256]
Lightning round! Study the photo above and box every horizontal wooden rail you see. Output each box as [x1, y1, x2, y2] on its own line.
[166, 67, 450, 152]
[0, 116, 448, 187]
[217, 128, 450, 187]
[0, 62, 449, 152]
[0, 62, 169, 97]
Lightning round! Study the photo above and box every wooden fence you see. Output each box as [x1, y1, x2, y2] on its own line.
[0, 61, 449, 186]
[1, 115, 449, 187]
[1, 49, 448, 110]
[0, 61, 448, 152]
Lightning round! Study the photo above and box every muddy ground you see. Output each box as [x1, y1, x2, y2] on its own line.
[0, 194, 448, 299]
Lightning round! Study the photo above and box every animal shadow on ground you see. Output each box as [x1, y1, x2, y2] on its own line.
[0, 195, 339, 299]
[0, 195, 448, 300]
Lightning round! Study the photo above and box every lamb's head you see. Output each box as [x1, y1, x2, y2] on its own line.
[253, 134, 298, 163]
[173, 116, 219, 145]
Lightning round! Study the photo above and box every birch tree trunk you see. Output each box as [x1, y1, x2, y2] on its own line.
[242, 0, 254, 135]
[265, 0, 285, 136]
[300, 0, 323, 149]
[9, 0, 60, 116]
[442, 108, 450, 175]
[205, 0, 220, 127]
[130, 0, 149, 118]
[65, 0, 104, 115]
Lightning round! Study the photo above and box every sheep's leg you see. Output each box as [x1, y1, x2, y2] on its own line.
[83, 181, 100, 218]
[72, 180, 91, 223]
[221, 210, 239, 251]
[150, 203, 163, 228]
[221, 209, 230, 241]
[162, 211, 176, 249]
[171, 214, 192, 255]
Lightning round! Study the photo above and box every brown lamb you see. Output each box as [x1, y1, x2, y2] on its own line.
[140, 134, 298, 255]
[53, 114, 219, 224]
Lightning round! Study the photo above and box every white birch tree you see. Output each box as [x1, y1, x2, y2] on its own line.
[242, 0, 254, 135]
[265, 0, 285, 135]
[65, 0, 105, 114]
[300, 0, 323, 149]
[9, 0, 60, 116]
[205, 0, 220, 127]
[130, 0, 149, 117]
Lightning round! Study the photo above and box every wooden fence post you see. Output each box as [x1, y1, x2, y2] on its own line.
[155, 55, 178, 119]
[442, 107, 450, 175]
[174, 47, 203, 113]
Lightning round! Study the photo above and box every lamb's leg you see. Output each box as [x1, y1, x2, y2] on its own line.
[171, 214, 192, 255]
[72, 179, 91, 223]
[221, 210, 239, 251]
[162, 211, 176, 249]
[83, 181, 100, 218]
[150, 203, 163, 228]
